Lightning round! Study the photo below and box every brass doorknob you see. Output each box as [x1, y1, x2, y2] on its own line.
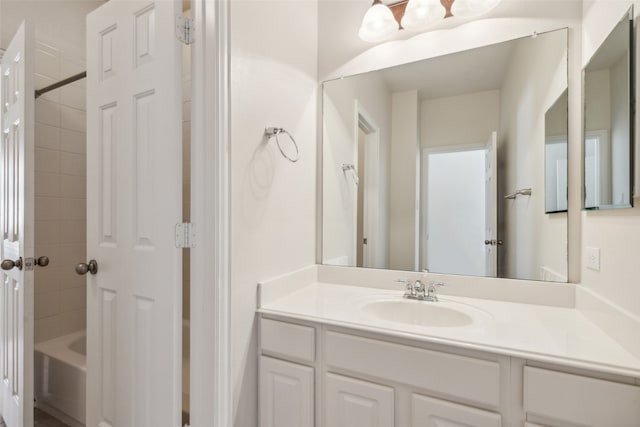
[1, 258, 22, 271]
[75, 259, 98, 275]
[36, 256, 50, 267]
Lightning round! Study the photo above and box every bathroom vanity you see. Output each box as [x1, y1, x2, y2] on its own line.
[257, 267, 640, 427]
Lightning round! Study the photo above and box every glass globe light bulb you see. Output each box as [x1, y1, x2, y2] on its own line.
[358, 0, 400, 43]
[401, 0, 446, 29]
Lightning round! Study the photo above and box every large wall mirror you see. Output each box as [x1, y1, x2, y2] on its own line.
[583, 8, 634, 210]
[322, 28, 569, 283]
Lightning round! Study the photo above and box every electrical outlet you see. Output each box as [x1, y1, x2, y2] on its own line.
[585, 247, 600, 271]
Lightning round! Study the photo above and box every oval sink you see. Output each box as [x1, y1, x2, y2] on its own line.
[361, 300, 474, 327]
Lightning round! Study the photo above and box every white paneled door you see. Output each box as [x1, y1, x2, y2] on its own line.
[86, 1, 183, 426]
[0, 21, 35, 427]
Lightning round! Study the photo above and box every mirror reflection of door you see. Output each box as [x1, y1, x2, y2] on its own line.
[484, 132, 497, 277]
[355, 106, 380, 269]
[356, 128, 365, 267]
[422, 132, 497, 277]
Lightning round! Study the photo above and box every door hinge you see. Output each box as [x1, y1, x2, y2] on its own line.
[175, 15, 194, 45]
[175, 223, 196, 248]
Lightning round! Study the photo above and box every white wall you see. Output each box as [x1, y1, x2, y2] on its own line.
[389, 90, 419, 271]
[230, 1, 318, 426]
[581, 0, 640, 317]
[322, 72, 390, 267]
[421, 90, 500, 150]
[499, 31, 568, 281]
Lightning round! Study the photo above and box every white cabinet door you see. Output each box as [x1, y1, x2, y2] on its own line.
[411, 393, 501, 427]
[85, 0, 183, 426]
[325, 373, 394, 427]
[0, 20, 35, 427]
[260, 356, 314, 427]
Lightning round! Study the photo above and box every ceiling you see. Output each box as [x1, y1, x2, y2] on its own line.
[378, 38, 516, 100]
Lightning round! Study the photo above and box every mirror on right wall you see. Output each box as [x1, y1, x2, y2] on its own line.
[583, 7, 634, 210]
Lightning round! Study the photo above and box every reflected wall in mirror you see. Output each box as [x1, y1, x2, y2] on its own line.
[322, 28, 569, 282]
[545, 90, 569, 214]
[583, 8, 634, 210]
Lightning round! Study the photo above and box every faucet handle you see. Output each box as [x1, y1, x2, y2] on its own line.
[426, 281, 445, 302]
[396, 279, 414, 296]
[414, 280, 426, 299]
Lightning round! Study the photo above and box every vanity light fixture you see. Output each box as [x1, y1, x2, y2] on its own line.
[359, 0, 501, 43]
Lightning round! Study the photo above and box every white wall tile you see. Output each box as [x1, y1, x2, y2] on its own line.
[35, 317, 61, 343]
[59, 220, 86, 244]
[60, 175, 86, 199]
[35, 99, 61, 127]
[60, 58, 84, 79]
[60, 129, 86, 154]
[35, 197, 61, 221]
[35, 123, 61, 150]
[59, 198, 86, 221]
[57, 310, 86, 337]
[34, 267, 62, 294]
[35, 148, 60, 174]
[60, 105, 86, 132]
[35, 290, 61, 319]
[57, 243, 86, 271]
[34, 44, 60, 79]
[35, 172, 61, 197]
[27, 20, 89, 344]
[60, 152, 86, 176]
[35, 221, 61, 245]
[59, 287, 86, 313]
[61, 84, 86, 110]
[59, 266, 86, 290]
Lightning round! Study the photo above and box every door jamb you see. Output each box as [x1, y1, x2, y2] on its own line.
[190, 1, 232, 426]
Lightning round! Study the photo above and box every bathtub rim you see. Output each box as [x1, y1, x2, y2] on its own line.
[34, 330, 86, 372]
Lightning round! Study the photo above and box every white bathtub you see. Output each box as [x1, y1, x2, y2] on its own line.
[34, 330, 86, 427]
[35, 322, 191, 426]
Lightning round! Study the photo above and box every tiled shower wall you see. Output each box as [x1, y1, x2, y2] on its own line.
[33, 41, 87, 343]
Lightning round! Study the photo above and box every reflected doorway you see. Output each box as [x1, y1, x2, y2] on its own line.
[421, 138, 497, 277]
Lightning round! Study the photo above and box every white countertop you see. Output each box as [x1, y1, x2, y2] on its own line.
[259, 281, 640, 378]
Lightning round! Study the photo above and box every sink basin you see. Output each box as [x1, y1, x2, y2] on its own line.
[361, 299, 474, 327]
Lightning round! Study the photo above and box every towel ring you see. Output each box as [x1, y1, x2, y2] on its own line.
[264, 127, 299, 163]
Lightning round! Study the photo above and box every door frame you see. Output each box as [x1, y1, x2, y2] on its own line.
[190, 1, 232, 426]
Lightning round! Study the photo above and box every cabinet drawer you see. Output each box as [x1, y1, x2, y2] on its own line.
[261, 318, 315, 363]
[325, 331, 501, 409]
[524, 366, 640, 426]
[412, 393, 501, 427]
[325, 373, 394, 427]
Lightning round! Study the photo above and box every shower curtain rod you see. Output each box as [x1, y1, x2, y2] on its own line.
[34, 71, 86, 99]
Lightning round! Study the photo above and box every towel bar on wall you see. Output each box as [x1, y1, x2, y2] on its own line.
[264, 127, 299, 163]
[504, 188, 532, 199]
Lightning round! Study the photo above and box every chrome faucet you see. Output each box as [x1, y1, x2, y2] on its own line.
[425, 282, 445, 302]
[397, 279, 415, 298]
[397, 278, 445, 302]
